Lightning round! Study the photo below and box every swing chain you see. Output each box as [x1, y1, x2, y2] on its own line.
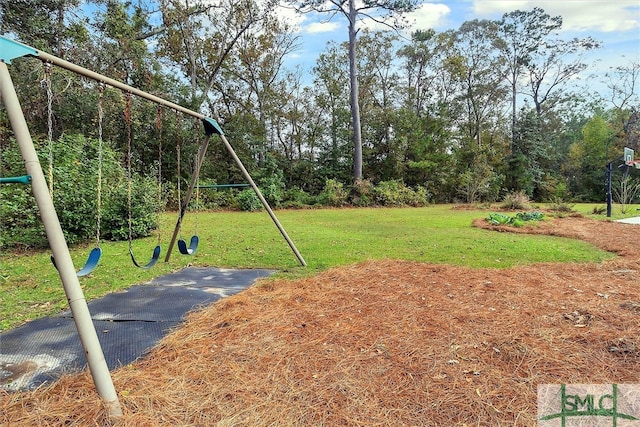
[176, 111, 182, 219]
[96, 83, 104, 247]
[41, 62, 54, 198]
[156, 105, 163, 245]
[195, 156, 199, 235]
[125, 92, 133, 252]
[194, 118, 200, 235]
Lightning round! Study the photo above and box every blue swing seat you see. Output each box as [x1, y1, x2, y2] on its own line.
[51, 246, 102, 277]
[130, 245, 161, 269]
[177, 235, 199, 255]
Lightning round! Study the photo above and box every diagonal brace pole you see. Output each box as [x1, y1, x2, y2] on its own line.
[165, 133, 211, 262]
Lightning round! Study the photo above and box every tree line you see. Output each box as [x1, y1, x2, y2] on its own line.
[0, 0, 638, 213]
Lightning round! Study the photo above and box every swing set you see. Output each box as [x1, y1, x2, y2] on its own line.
[43, 65, 199, 272]
[0, 35, 306, 419]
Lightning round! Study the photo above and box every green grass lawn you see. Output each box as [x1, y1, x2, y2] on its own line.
[0, 204, 630, 330]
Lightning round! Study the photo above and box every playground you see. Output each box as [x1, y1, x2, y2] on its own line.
[1, 214, 639, 425]
[1, 35, 639, 424]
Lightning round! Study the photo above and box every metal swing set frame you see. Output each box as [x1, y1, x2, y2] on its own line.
[0, 35, 306, 419]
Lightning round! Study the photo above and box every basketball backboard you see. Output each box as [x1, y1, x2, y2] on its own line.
[624, 147, 634, 166]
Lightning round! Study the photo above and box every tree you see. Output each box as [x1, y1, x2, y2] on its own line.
[355, 31, 405, 181]
[268, 69, 321, 191]
[0, 0, 85, 55]
[288, 0, 419, 182]
[156, 0, 281, 113]
[495, 8, 599, 199]
[397, 29, 452, 116]
[524, 35, 599, 116]
[396, 30, 460, 200]
[496, 8, 562, 150]
[212, 12, 298, 173]
[93, 1, 160, 88]
[567, 115, 615, 201]
[450, 19, 508, 148]
[311, 42, 353, 184]
[444, 20, 509, 203]
[604, 60, 640, 152]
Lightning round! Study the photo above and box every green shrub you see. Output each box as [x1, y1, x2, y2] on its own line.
[500, 190, 531, 210]
[373, 180, 430, 207]
[373, 180, 404, 206]
[0, 134, 160, 248]
[318, 179, 348, 207]
[200, 188, 237, 210]
[0, 186, 44, 248]
[511, 218, 525, 227]
[259, 179, 284, 208]
[237, 189, 263, 211]
[282, 187, 314, 208]
[457, 162, 502, 203]
[254, 154, 285, 208]
[486, 211, 544, 227]
[406, 186, 431, 207]
[548, 197, 575, 213]
[514, 211, 544, 222]
[487, 213, 512, 226]
[349, 179, 375, 207]
[100, 176, 161, 240]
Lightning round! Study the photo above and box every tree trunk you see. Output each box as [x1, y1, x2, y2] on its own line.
[348, 0, 363, 181]
[511, 66, 517, 154]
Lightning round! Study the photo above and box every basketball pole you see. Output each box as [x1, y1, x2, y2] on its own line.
[607, 160, 613, 217]
[606, 147, 635, 218]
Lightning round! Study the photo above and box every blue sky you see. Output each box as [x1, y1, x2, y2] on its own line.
[280, 0, 640, 94]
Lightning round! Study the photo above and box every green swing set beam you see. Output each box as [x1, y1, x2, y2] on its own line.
[197, 183, 249, 189]
[0, 174, 32, 184]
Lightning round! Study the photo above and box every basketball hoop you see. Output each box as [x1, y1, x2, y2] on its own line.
[624, 147, 634, 166]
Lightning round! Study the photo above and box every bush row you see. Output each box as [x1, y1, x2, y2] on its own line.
[192, 179, 431, 211]
[1, 134, 159, 249]
[1, 134, 431, 249]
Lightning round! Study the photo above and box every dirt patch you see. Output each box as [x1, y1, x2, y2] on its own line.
[1, 215, 639, 425]
[0, 361, 38, 386]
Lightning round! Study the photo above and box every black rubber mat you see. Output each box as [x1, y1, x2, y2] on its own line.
[148, 267, 275, 294]
[0, 317, 179, 390]
[0, 267, 275, 391]
[56, 284, 221, 322]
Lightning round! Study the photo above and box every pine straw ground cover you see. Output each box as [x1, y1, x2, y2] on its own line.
[2, 215, 640, 426]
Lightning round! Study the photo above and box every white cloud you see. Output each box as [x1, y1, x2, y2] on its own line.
[471, 0, 640, 33]
[407, 3, 452, 31]
[305, 20, 342, 34]
[274, 4, 307, 32]
[550, 2, 639, 32]
[352, 2, 452, 34]
[472, 1, 529, 16]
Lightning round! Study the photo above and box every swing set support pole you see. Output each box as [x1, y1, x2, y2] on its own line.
[209, 121, 307, 267]
[165, 134, 211, 262]
[0, 61, 123, 418]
